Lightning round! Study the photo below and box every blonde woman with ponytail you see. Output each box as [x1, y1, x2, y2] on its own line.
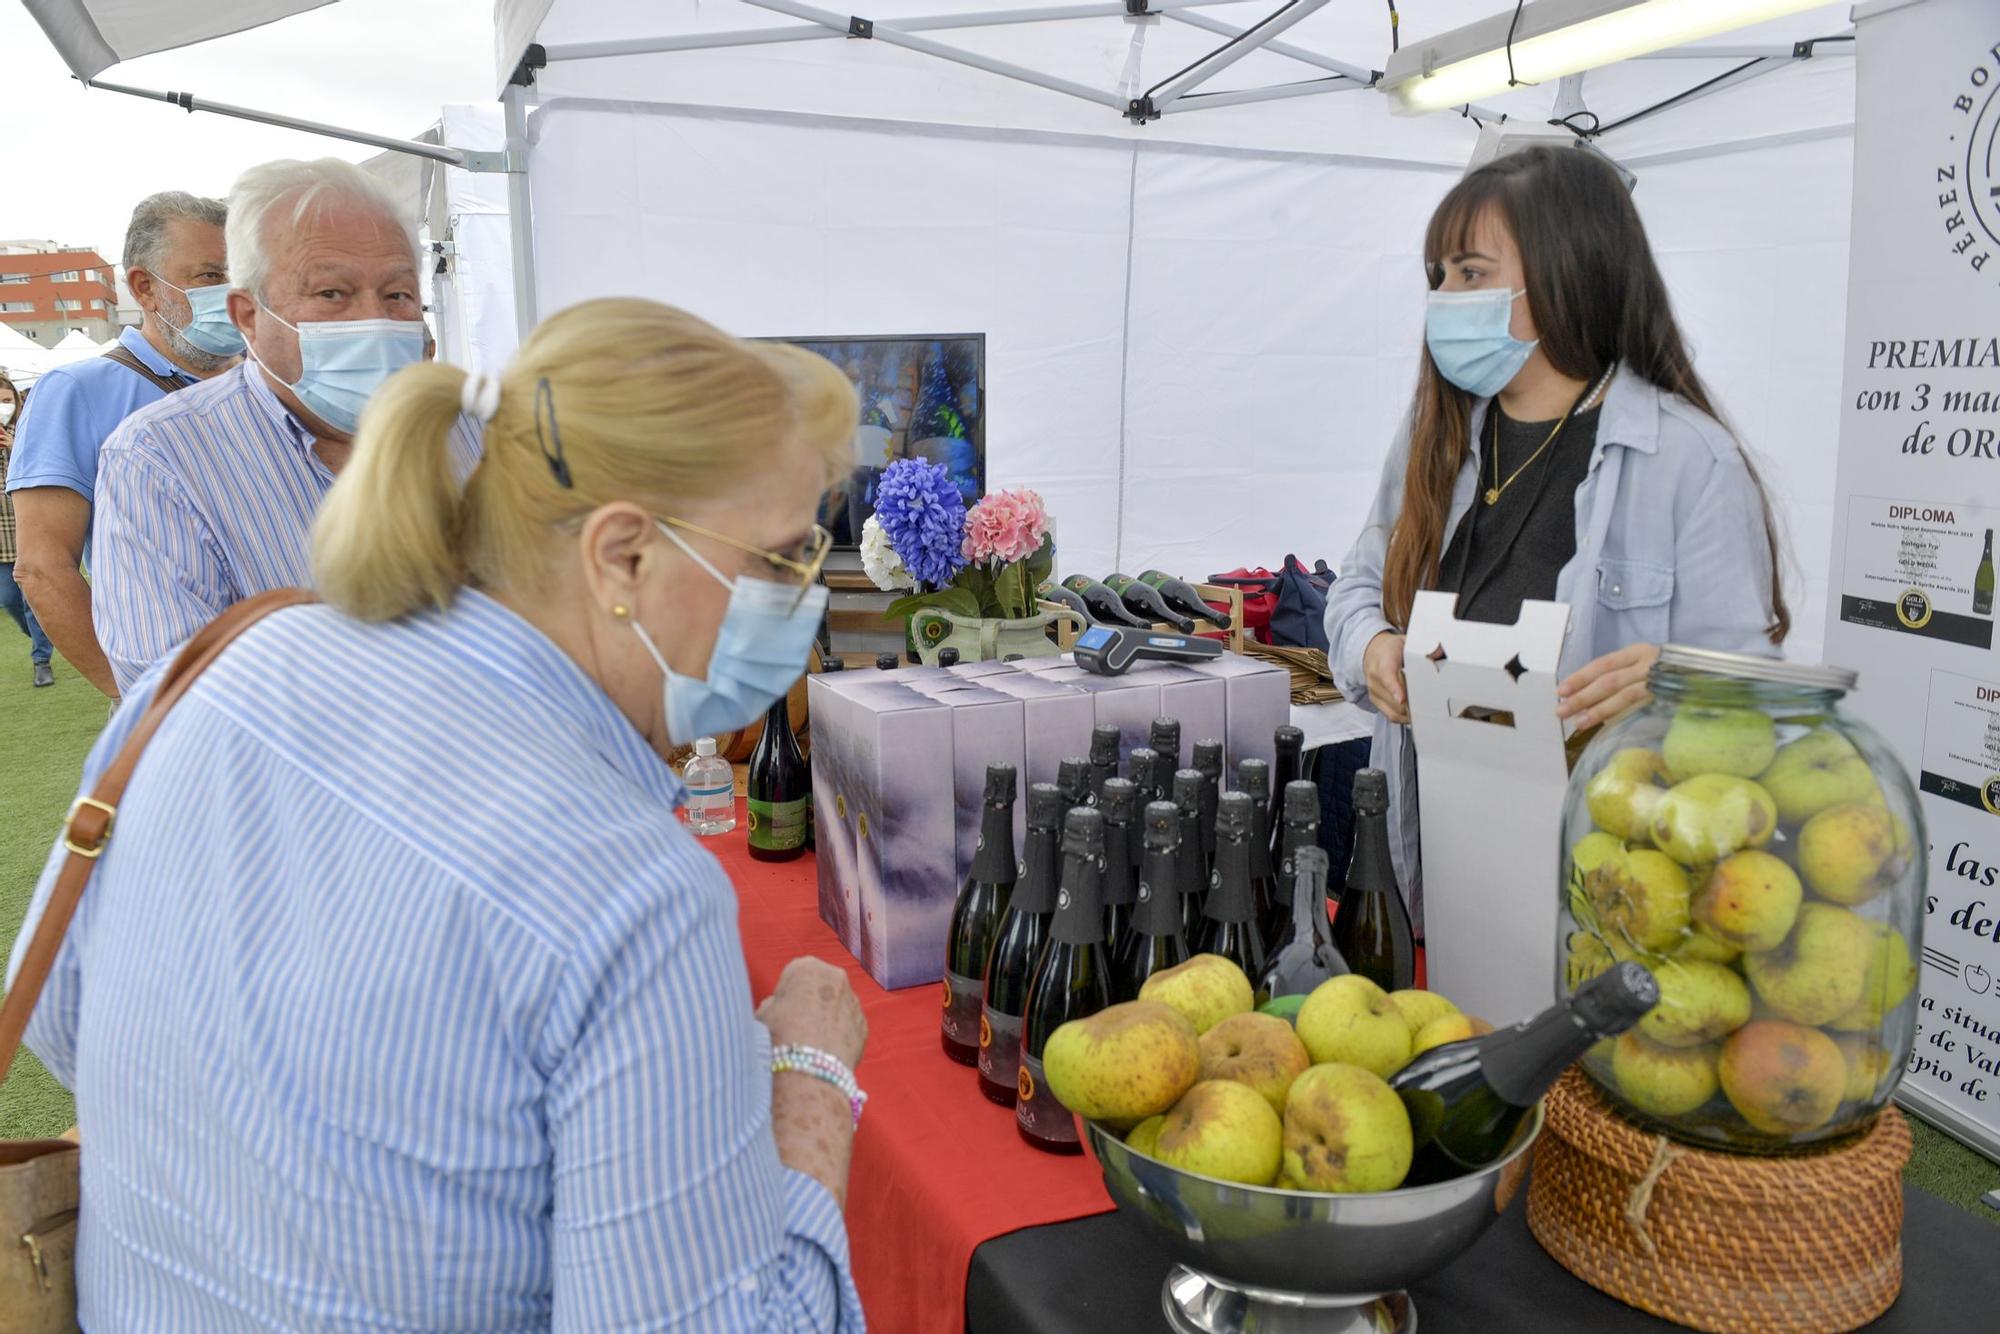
[8, 298, 870, 1330]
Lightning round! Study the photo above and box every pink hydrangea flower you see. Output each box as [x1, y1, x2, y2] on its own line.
[963, 488, 1050, 565]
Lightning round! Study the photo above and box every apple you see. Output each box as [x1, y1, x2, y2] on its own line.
[1156, 1080, 1285, 1186]
[1613, 1033, 1720, 1118]
[1295, 975, 1413, 1078]
[1587, 848, 1692, 952]
[1691, 849, 1802, 953]
[1966, 963, 1993, 997]
[1280, 1063, 1413, 1193]
[1797, 802, 1900, 905]
[1759, 729, 1878, 825]
[1411, 1012, 1491, 1054]
[1043, 999, 1202, 1123]
[1125, 1114, 1167, 1158]
[1673, 923, 1742, 966]
[1825, 925, 1918, 1032]
[1387, 989, 1459, 1036]
[1638, 959, 1752, 1048]
[1743, 903, 1877, 1026]
[1832, 1034, 1895, 1104]
[1587, 748, 1671, 843]
[1259, 994, 1309, 1024]
[1139, 953, 1255, 1036]
[1198, 1011, 1312, 1117]
[1718, 1021, 1848, 1136]
[1650, 774, 1778, 867]
[1663, 706, 1777, 782]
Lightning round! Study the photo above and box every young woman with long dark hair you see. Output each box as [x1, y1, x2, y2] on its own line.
[1324, 145, 1789, 930]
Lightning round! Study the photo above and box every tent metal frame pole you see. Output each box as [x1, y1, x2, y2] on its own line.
[1159, 75, 1357, 114]
[740, 0, 1126, 111]
[542, 1, 1245, 63]
[502, 81, 540, 340]
[1162, 6, 1374, 85]
[1591, 56, 1793, 138]
[1145, 0, 1333, 112]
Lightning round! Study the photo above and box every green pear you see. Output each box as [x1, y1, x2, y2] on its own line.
[1832, 1034, 1895, 1103]
[1044, 999, 1202, 1123]
[1673, 922, 1742, 965]
[1198, 1012, 1312, 1117]
[1650, 774, 1778, 867]
[1759, 728, 1878, 825]
[1719, 1021, 1847, 1136]
[1797, 803, 1900, 905]
[1663, 706, 1777, 782]
[1566, 931, 1615, 990]
[1612, 1033, 1721, 1118]
[1691, 849, 1802, 952]
[1743, 903, 1877, 1026]
[1280, 1063, 1413, 1193]
[1139, 953, 1255, 1036]
[1387, 989, 1459, 1037]
[1638, 958, 1751, 1048]
[1295, 975, 1412, 1078]
[1156, 1079, 1284, 1186]
[1568, 832, 1626, 927]
[1825, 925, 1918, 1032]
[1587, 848, 1692, 952]
[1586, 748, 1671, 843]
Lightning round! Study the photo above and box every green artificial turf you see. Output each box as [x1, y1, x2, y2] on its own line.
[2, 641, 1998, 1229]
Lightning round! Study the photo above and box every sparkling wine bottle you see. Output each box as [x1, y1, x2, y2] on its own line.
[1061, 574, 1151, 629]
[1978, 529, 1995, 617]
[1125, 746, 1165, 815]
[1121, 800, 1191, 999]
[1236, 758, 1280, 949]
[1038, 580, 1092, 622]
[1104, 573, 1195, 633]
[1087, 724, 1121, 805]
[1098, 778, 1139, 958]
[1056, 756, 1094, 820]
[1269, 725, 1306, 861]
[1192, 739, 1225, 871]
[1393, 962, 1658, 1185]
[1138, 569, 1231, 630]
[1017, 807, 1114, 1154]
[1331, 769, 1416, 992]
[1257, 846, 1345, 1001]
[979, 783, 1065, 1107]
[746, 693, 810, 862]
[1197, 792, 1268, 992]
[942, 764, 1018, 1065]
[1171, 769, 1210, 941]
[1148, 718, 1184, 773]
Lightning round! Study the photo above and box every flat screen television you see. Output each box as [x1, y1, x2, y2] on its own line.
[763, 333, 986, 548]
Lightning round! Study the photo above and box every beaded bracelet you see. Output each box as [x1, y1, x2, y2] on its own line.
[771, 1044, 867, 1128]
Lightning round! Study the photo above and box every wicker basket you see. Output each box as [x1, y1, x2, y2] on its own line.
[1527, 1068, 1911, 1333]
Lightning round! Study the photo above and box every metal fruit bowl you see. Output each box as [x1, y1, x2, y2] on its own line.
[1082, 1107, 1541, 1334]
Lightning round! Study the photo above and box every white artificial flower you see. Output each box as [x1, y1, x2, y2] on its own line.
[860, 514, 917, 592]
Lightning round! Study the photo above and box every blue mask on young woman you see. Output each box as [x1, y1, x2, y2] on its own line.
[628, 523, 830, 746]
[155, 278, 246, 357]
[254, 307, 426, 433]
[1425, 288, 1539, 398]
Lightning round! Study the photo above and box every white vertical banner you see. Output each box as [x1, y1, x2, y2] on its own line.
[1826, 0, 2000, 1160]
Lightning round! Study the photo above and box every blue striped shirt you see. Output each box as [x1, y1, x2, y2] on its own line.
[7, 590, 865, 1332]
[89, 364, 482, 694]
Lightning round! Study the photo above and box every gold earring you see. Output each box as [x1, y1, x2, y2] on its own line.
[611, 603, 631, 619]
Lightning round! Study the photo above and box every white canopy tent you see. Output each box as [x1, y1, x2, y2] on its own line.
[22, 0, 1860, 661]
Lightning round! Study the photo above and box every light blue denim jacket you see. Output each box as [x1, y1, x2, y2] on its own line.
[1324, 366, 1780, 927]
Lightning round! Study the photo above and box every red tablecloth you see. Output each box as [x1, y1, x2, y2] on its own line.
[714, 809, 1114, 1334]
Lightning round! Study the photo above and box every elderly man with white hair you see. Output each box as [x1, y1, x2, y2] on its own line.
[89, 157, 478, 693]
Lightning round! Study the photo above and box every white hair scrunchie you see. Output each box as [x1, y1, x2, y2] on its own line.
[460, 370, 503, 424]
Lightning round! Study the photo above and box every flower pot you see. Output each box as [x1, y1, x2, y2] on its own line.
[907, 606, 1084, 665]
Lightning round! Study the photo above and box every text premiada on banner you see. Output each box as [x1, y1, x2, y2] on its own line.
[1825, 0, 2000, 1161]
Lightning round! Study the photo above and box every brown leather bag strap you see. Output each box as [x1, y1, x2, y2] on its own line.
[100, 345, 188, 396]
[0, 588, 318, 1084]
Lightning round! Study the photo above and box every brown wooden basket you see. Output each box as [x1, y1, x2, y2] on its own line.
[1527, 1068, 1911, 1334]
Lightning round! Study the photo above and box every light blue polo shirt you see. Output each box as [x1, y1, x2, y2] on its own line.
[4, 326, 196, 506]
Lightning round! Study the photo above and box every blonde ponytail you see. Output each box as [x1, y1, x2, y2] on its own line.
[311, 362, 471, 620]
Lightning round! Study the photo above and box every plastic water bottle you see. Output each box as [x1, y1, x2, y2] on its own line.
[682, 737, 736, 836]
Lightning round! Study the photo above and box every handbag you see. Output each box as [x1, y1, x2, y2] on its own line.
[1271, 554, 1333, 652]
[0, 588, 315, 1333]
[1206, 568, 1281, 644]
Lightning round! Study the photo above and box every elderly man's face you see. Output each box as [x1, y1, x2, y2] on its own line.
[130, 217, 229, 319]
[230, 198, 420, 436]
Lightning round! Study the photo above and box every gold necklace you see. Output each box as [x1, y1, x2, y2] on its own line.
[1483, 367, 1614, 507]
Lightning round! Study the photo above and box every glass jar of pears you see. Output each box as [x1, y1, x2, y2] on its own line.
[1557, 647, 1924, 1153]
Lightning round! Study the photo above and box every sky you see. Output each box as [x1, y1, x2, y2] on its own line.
[0, 0, 498, 263]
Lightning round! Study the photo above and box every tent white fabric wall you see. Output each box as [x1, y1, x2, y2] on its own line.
[505, 0, 1857, 661]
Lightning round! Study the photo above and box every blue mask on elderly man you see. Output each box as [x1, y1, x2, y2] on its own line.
[628, 523, 830, 746]
[155, 278, 246, 357]
[254, 307, 426, 434]
[1424, 288, 1539, 398]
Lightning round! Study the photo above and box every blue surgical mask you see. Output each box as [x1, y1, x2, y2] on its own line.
[1425, 288, 1538, 398]
[155, 277, 245, 357]
[253, 307, 425, 433]
[628, 523, 830, 747]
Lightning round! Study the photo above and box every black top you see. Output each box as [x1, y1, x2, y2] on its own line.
[1438, 403, 1601, 626]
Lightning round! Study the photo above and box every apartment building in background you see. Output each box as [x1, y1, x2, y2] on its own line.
[0, 241, 120, 343]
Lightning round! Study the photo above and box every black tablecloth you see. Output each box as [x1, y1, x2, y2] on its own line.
[966, 1185, 1993, 1333]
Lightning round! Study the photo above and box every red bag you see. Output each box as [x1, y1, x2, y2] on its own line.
[1206, 568, 1281, 645]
